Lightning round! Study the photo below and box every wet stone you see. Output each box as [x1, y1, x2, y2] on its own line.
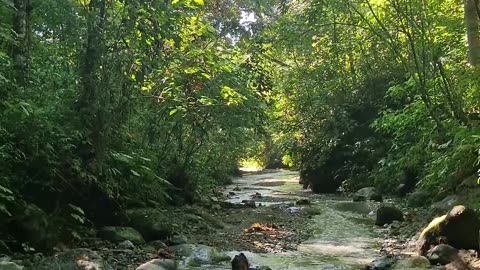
[296, 199, 311, 205]
[364, 256, 396, 270]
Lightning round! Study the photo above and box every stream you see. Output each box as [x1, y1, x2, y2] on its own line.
[185, 169, 383, 270]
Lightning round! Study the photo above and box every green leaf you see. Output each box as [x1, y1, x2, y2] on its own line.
[131, 170, 141, 177]
[68, 204, 85, 215]
[71, 213, 85, 224]
[0, 185, 12, 194]
[0, 205, 11, 216]
[193, 0, 204, 6]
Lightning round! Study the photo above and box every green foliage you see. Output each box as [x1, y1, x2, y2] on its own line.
[0, 184, 13, 216]
[0, 0, 479, 244]
[0, 0, 268, 231]
[259, 0, 480, 194]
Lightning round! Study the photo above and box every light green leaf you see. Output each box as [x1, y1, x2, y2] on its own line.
[68, 204, 85, 215]
[131, 170, 141, 177]
[193, 0, 204, 6]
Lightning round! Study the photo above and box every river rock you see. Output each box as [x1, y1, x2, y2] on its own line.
[27, 248, 108, 270]
[392, 255, 430, 269]
[417, 205, 480, 255]
[395, 183, 407, 196]
[98, 226, 145, 245]
[166, 235, 187, 246]
[353, 195, 367, 202]
[7, 203, 51, 251]
[426, 244, 458, 265]
[126, 209, 173, 241]
[363, 255, 395, 270]
[0, 260, 23, 270]
[456, 174, 478, 191]
[407, 191, 430, 207]
[148, 240, 168, 250]
[168, 244, 196, 257]
[242, 200, 256, 208]
[375, 205, 404, 226]
[370, 193, 383, 202]
[286, 207, 301, 214]
[431, 195, 462, 212]
[232, 253, 249, 270]
[296, 199, 310, 205]
[354, 187, 382, 202]
[301, 168, 342, 193]
[118, 240, 135, 250]
[184, 245, 230, 266]
[136, 259, 176, 270]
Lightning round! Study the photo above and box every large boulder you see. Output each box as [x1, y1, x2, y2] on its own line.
[431, 195, 463, 212]
[456, 174, 478, 191]
[407, 191, 430, 207]
[354, 187, 382, 202]
[375, 205, 404, 226]
[166, 235, 187, 246]
[125, 209, 173, 241]
[417, 205, 480, 255]
[185, 245, 230, 266]
[231, 253, 249, 270]
[392, 256, 430, 270]
[98, 226, 145, 245]
[426, 244, 458, 265]
[27, 248, 108, 270]
[7, 203, 52, 251]
[136, 259, 176, 270]
[300, 166, 343, 194]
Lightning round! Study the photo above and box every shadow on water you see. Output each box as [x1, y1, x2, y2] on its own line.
[184, 170, 381, 270]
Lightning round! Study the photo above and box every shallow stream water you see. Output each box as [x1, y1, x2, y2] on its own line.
[187, 170, 382, 270]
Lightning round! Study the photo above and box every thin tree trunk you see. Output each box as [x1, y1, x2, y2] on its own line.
[78, 0, 106, 169]
[464, 0, 480, 67]
[12, 0, 32, 87]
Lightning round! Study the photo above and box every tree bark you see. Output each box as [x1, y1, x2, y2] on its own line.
[12, 0, 32, 86]
[78, 0, 106, 169]
[464, 0, 480, 67]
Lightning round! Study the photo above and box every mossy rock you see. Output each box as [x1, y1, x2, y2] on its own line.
[98, 226, 145, 245]
[375, 205, 404, 226]
[417, 205, 480, 255]
[407, 191, 431, 207]
[125, 209, 173, 241]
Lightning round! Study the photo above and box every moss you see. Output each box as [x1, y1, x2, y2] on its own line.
[419, 214, 446, 239]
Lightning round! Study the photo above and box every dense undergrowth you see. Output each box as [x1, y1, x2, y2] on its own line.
[0, 0, 270, 230]
[266, 0, 480, 196]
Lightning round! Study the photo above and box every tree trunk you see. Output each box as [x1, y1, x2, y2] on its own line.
[464, 0, 480, 67]
[12, 0, 32, 86]
[78, 0, 106, 170]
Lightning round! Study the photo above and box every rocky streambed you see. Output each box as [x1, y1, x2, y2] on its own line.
[1, 170, 480, 270]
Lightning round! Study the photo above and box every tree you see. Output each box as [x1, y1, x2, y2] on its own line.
[464, 0, 480, 67]
[12, 0, 31, 86]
